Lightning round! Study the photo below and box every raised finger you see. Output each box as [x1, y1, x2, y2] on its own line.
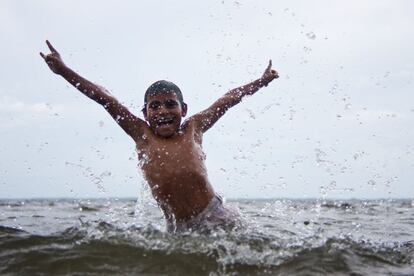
[46, 40, 58, 53]
[39, 52, 46, 60]
[266, 59, 272, 71]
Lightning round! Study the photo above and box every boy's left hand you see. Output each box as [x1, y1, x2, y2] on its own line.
[260, 60, 279, 87]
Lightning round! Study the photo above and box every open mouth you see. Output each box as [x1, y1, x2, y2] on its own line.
[156, 117, 174, 126]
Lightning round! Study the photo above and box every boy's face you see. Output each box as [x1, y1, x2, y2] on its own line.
[143, 92, 187, 138]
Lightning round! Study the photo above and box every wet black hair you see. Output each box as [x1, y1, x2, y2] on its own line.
[143, 80, 184, 110]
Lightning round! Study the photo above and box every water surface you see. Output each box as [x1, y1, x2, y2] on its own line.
[1, 198, 413, 275]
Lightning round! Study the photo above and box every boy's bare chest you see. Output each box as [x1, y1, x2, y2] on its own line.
[136, 129, 206, 177]
[134, 124, 214, 219]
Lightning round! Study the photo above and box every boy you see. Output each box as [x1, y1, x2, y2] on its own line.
[40, 40, 279, 233]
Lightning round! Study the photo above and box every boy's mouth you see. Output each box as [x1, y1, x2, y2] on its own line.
[156, 117, 174, 126]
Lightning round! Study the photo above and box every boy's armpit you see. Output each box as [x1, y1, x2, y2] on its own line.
[120, 116, 148, 142]
[187, 99, 230, 134]
[184, 112, 211, 134]
[181, 116, 204, 145]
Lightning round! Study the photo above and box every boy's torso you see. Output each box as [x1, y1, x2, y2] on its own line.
[135, 120, 215, 222]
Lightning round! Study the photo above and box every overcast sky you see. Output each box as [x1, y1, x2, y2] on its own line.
[1, 0, 413, 199]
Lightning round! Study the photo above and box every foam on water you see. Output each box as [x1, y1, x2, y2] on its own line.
[0, 199, 413, 275]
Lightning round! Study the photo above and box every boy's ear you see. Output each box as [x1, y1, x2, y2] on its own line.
[142, 106, 148, 121]
[181, 103, 188, 117]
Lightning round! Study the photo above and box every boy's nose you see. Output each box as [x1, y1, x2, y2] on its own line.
[158, 105, 169, 114]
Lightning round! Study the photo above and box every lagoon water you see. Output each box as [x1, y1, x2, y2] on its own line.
[1, 198, 413, 275]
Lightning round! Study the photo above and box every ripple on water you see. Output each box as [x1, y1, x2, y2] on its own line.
[0, 199, 413, 275]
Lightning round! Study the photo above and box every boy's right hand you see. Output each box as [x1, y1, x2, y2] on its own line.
[40, 40, 66, 75]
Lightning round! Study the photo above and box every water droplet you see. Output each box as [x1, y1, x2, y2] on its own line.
[306, 32, 316, 40]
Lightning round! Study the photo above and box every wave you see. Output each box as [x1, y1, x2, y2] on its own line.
[1, 222, 413, 275]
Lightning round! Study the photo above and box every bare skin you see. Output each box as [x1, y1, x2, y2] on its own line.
[40, 40, 279, 226]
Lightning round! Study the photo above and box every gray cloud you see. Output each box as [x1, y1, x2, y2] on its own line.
[1, 0, 413, 199]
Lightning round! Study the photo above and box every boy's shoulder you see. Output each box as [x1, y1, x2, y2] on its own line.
[181, 116, 203, 135]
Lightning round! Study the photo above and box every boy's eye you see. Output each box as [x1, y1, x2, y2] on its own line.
[149, 101, 161, 110]
[165, 100, 178, 109]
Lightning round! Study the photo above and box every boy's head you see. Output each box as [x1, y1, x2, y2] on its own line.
[144, 80, 185, 108]
[142, 80, 188, 138]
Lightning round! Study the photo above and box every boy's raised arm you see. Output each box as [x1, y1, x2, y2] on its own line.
[189, 60, 279, 133]
[40, 40, 146, 141]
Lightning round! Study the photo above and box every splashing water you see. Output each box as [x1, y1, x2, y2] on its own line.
[1, 198, 413, 275]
